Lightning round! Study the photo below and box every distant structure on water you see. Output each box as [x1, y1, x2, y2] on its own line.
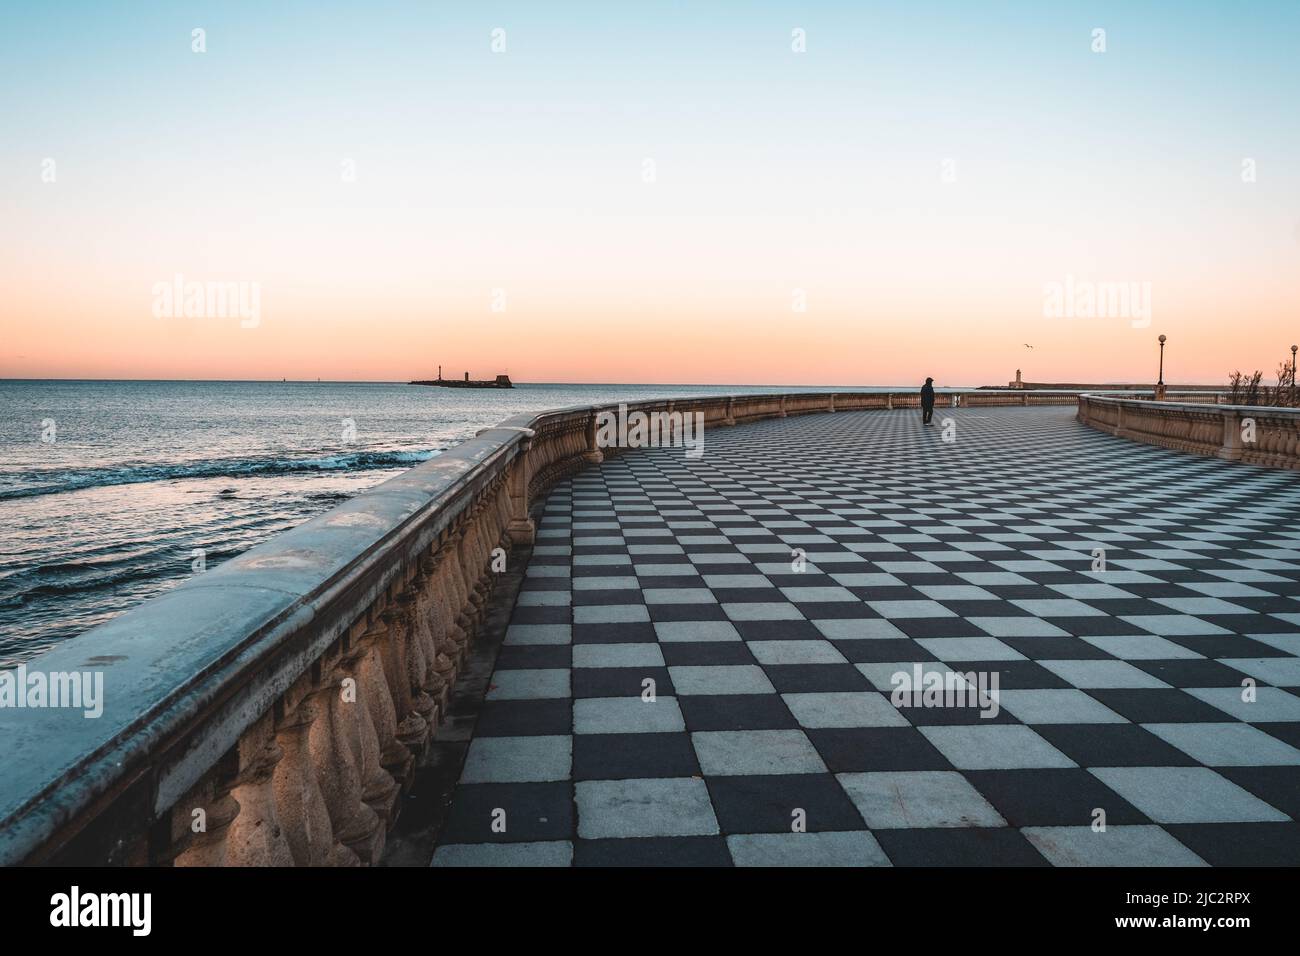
[410, 365, 513, 389]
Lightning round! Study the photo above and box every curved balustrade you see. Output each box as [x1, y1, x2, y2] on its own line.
[0, 387, 1197, 866]
[1078, 394, 1300, 468]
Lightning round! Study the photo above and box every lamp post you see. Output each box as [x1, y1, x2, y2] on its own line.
[1292, 345, 1297, 404]
[1156, 334, 1167, 400]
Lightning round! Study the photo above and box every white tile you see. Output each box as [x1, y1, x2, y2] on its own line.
[692, 729, 827, 775]
[668, 664, 776, 695]
[781, 691, 908, 728]
[920, 725, 1076, 769]
[919, 636, 1025, 661]
[749, 641, 848, 665]
[576, 778, 719, 838]
[836, 771, 1006, 828]
[722, 602, 804, 621]
[996, 689, 1128, 724]
[813, 618, 909, 640]
[572, 643, 665, 668]
[1090, 767, 1289, 824]
[866, 600, 956, 619]
[574, 604, 650, 625]
[653, 620, 742, 642]
[727, 831, 891, 867]
[574, 696, 685, 734]
[1022, 827, 1205, 867]
[1038, 659, 1170, 689]
[1144, 722, 1300, 766]
[486, 669, 571, 700]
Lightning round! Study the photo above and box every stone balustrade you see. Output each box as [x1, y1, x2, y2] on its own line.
[1078, 394, 1300, 468]
[0, 387, 1216, 866]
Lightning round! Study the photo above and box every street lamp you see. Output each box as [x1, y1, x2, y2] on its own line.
[1292, 345, 1297, 403]
[1157, 334, 1166, 387]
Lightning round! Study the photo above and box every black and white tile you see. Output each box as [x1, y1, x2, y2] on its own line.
[431, 406, 1300, 867]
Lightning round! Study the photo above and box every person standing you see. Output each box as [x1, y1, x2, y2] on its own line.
[920, 377, 935, 425]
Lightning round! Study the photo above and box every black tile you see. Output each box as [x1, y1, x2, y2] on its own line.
[831, 639, 933, 663]
[1130, 659, 1254, 687]
[1035, 724, 1199, 767]
[963, 769, 1149, 827]
[1217, 766, 1300, 820]
[1236, 596, 1300, 614]
[1001, 637, 1114, 660]
[1166, 634, 1292, 659]
[438, 782, 574, 844]
[874, 827, 1049, 866]
[762, 573, 842, 589]
[679, 694, 797, 731]
[573, 622, 657, 644]
[648, 603, 729, 622]
[762, 664, 871, 693]
[573, 733, 701, 780]
[659, 641, 756, 666]
[1052, 616, 1148, 637]
[572, 565, 636, 578]
[494, 644, 572, 670]
[1165, 822, 1300, 866]
[1087, 689, 1236, 723]
[710, 588, 788, 604]
[1202, 613, 1296, 635]
[706, 773, 866, 834]
[629, 554, 693, 567]
[851, 586, 925, 601]
[733, 620, 823, 642]
[642, 575, 715, 592]
[520, 577, 570, 591]
[941, 601, 1033, 618]
[1255, 720, 1300, 751]
[895, 696, 1018, 724]
[572, 589, 645, 606]
[573, 667, 674, 699]
[806, 727, 953, 772]
[893, 617, 988, 639]
[951, 660, 1072, 690]
[987, 585, 1067, 600]
[510, 606, 571, 625]
[473, 699, 572, 737]
[792, 602, 874, 619]
[574, 836, 733, 866]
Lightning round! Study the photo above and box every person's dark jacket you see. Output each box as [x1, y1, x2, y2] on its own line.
[920, 383, 935, 408]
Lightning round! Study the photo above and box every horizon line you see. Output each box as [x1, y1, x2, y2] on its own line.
[0, 376, 1217, 388]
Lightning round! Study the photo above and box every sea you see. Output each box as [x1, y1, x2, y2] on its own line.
[0, 380, 907, 666]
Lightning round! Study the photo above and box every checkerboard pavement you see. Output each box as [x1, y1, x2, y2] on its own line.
[429, 406, 1300, 866]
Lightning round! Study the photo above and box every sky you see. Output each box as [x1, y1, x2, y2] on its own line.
[2, 1, 1298, 386]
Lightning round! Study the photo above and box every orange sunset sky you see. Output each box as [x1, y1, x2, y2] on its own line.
[2, 4, 1297, 386]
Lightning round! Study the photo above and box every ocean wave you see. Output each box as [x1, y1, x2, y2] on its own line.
[0, 513, 335, 610]
[0, 449, 439, 501]
[0, 562, 179, 608]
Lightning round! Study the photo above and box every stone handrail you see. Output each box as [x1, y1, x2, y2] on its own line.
[0, 387, 1211, 866]
[1078, 394, 1300, 468]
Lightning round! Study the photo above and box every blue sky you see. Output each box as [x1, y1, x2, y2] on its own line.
[2, 2, 1298, 383]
